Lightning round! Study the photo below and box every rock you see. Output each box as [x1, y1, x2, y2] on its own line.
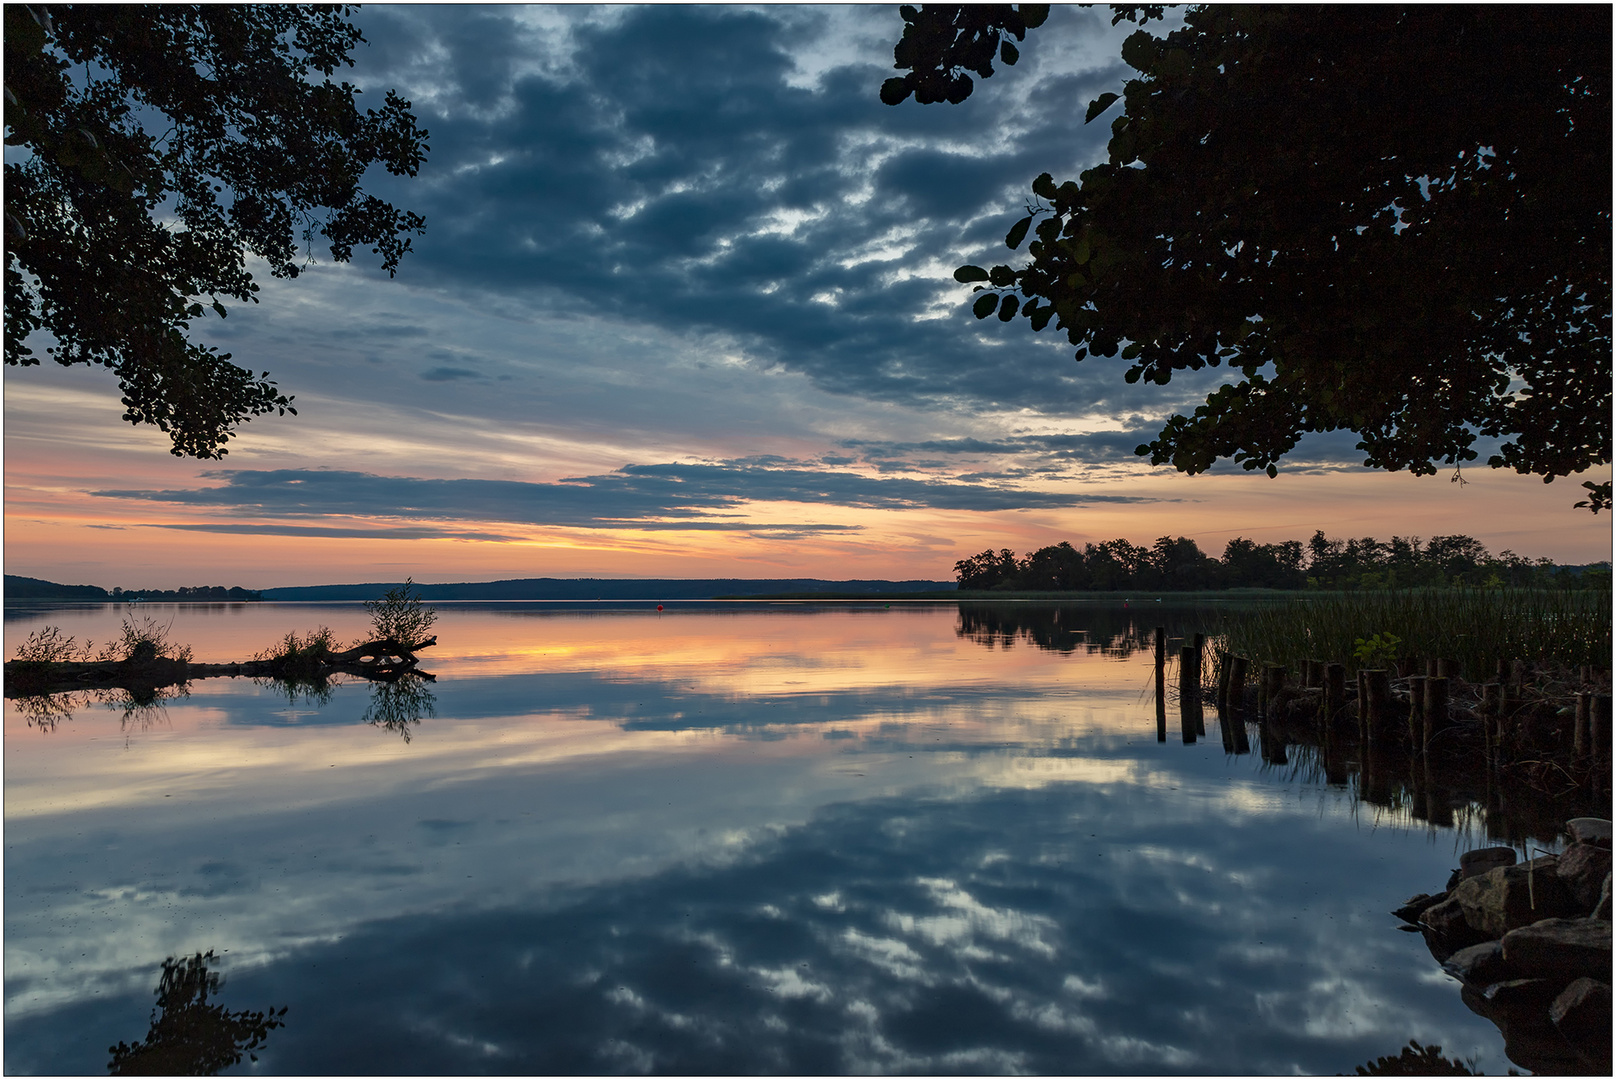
[1441, 939, 1514, 985]
[1482, 977, 1563, 1011]
[1392, 891, 1446, 923]
[1463, 983, 1591, 1076]
[1460, 846, 1517, 879]
[1501, 916, 1612, 983]
[1550, 977, 1612, 1068]
[1452, 856, 1579, 937]
[1420, 895, 1491, 959]
[1567, 817, 1613, 848]
[1559, 843, 1614, 911]
[1595, 872, 1611, 921]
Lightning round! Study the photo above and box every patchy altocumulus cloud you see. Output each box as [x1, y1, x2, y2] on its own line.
[337, 5, 1170, 420]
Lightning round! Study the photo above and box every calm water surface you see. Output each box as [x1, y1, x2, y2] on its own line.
[4, 601, 1535, 1073]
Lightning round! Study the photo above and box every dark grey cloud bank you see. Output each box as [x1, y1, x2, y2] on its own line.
[338, 5, 1186, 419]
[96, 462, 1164, 534]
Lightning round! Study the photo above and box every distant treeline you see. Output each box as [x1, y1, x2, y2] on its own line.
[955, 532, 1612, 592]
[5, 576, 263, 601]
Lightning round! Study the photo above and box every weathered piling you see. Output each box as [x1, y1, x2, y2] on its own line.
[1424, 676, 1450, 752]
[1481, 682, 1502, 765]
[1191, 634, 1206, 737]
[1436, 657, 1462, 679]
[1215, 649, 1231, 712]
[1260, 663, 1286, 715]
[1407, 675, 1428, 755]
[1179, 645, 1198, 744]
[1303, 659, 1323, 689]
[1227, 656, 1248, 715]
[1363, 669, 1392, 746]
[1154, 627, 1166, 743]
[1323, 662, 1346, 724]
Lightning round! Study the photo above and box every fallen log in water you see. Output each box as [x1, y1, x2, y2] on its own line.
[3, 635, 438, 697]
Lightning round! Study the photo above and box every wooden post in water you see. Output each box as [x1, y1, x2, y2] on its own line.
[1215, 649, 1231, 712]
[1154, 627, 1166, 743]
[1363, 669, 1391, 747]
[1261, 663, 1287, 716]
[1407, 675, 1427, 756]
[1303, 660, 1323, 689]
[1437, 657, 1461, 680]
[1323, 663, 1346, 725]
[1190, 634, 1206, 736]
[1227, 656, 1249, 716]
[1481, 683, 1502, 767]
[1424, 676, 1450, 756]
[1179, 645, 1197, 744]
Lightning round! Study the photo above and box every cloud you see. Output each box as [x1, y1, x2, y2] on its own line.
[93, 464, 1166, 531]
[420, 367, 485, 382]
[337, 5, 1169, 420]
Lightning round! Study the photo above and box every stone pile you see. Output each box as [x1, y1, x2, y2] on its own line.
[1394, 817, 1612, 1074]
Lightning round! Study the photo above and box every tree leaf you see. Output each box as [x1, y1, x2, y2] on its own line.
[1005, 215, 1032, 249]
[879, 77, 912, 106]
[1032, 172, 1057, 199]
[1084, 92, 1120, 124]
[1000, 41, 1020, 66]
[954, 265, 990, 283]
[973, 293, 998, 319]
[998, 295, 1020, 321]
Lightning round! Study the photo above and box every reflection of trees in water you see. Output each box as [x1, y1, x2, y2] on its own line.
[361, 672, 436, 742]
[12, 690, 86, 731]
[1353, 1039, 1477, 1075]
[955, 604, 1156, 657]
[107, 950, 286, 1075]
[256, 675, 336, 709]
[10, 685, 187, 733]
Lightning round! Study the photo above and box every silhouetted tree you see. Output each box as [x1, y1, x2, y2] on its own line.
[5, 6, 428, 457]
[108, 950, 286, 1075]
[888, 5, 1611, 511]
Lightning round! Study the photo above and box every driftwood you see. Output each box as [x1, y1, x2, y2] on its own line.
[4, 636, 437, 698]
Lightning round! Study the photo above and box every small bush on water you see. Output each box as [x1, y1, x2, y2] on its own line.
[100, 616, 193, 664]
[1215, 588, 1611, 678]
[364, 578, 436, 645]
[256, 627, 336, 680]
[12, 626, 94, 664]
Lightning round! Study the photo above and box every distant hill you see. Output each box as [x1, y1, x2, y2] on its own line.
[259, 578, 957, 601]
[4, 575, 110, 600]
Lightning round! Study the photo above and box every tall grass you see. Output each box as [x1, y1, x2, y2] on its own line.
[1213, 588, 1611, 678]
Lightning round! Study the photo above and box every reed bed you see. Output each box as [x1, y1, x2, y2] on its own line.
[1212, 588, 1612, 678]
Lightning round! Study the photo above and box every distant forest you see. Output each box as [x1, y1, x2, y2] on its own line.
[954, 532, 1612, 593]
[4, 576, 262, 601]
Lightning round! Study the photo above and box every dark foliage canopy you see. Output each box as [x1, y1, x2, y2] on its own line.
[890, 5, 1612, 510]
[4, 5, 429, 457]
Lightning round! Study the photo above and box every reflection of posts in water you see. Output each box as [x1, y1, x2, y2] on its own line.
[108, 950, 286, 1075]
[361, 672, 437, 742]
[1179, 645, 1197, 744]
[1154, 627, 1166, 743]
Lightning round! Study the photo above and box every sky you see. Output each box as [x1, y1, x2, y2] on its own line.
[4, 4, 1610, 589]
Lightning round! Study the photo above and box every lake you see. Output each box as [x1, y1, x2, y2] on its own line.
[2, 600, 1559, 1074]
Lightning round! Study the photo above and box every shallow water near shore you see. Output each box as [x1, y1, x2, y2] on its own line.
[3, 600, 1568, 1074]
